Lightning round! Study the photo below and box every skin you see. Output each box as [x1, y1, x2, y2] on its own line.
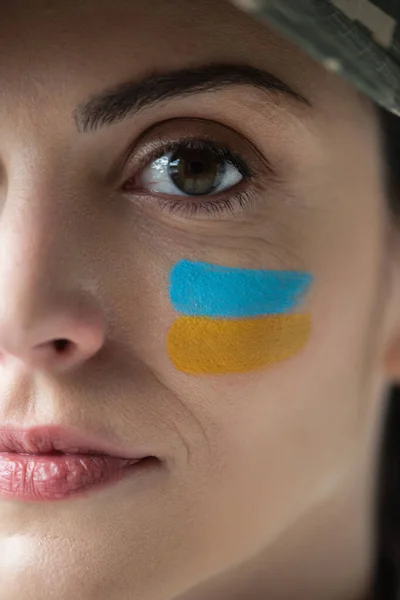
[0, 1, 400, 599]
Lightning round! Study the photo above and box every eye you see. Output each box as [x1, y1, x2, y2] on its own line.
[136, 141, 245, 197]
[121, 118, 270, 219]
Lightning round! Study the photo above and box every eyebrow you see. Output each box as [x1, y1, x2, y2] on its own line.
[73, 63, 310, 133]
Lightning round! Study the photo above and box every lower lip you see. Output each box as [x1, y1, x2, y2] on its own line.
[0, 453, 155, 502]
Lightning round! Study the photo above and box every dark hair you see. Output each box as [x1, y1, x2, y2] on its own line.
[371, 107, 400, 598]
[371, 385, 400, 599]
[380, 107, 400, 217]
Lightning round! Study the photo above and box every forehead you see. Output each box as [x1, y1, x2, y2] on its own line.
[0, 0, 335, 102]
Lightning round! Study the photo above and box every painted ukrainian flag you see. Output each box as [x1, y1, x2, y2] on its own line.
[167, 260, 313, 375]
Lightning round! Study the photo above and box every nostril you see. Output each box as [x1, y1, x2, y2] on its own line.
[53, 339, 70, 352]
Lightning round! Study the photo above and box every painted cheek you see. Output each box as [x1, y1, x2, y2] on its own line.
[167, 314, 311, 375]
[167, 260, 313, 375]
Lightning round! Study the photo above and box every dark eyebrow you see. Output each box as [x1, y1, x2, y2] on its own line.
[73, 63, 310, 133]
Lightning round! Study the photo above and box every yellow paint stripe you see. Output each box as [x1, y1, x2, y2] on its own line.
[167, 314, 311, 375]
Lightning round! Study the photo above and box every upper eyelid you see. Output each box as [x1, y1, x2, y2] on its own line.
[139, 140, 253, 172]
[123, 140, 254, 197]
[118, 118, 275, 183]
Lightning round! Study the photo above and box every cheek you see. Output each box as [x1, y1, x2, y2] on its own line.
[166, 260, 313, 375]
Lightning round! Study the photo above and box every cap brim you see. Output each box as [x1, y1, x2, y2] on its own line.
[231, 0, 400, 116]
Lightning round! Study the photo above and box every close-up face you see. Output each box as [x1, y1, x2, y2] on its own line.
[0, 1, 400, 599]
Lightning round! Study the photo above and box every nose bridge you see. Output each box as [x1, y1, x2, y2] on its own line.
[0, 151, 105, 372]
[0, 157, 73, 307]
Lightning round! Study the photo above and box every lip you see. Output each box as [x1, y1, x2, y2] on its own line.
[0, 453, 157, 502]
[0, 425, 159, 502]
[0, 425, 153, 459]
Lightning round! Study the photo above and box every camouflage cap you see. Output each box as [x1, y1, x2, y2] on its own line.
[230, 0, 400, 117]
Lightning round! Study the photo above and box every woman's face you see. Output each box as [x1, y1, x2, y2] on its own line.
[1, 1, 400, 599]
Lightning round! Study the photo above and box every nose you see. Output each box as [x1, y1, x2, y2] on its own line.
[0, 305, 105, 373]
[0, 261, 106, 374]
[0, 192, 106, 375]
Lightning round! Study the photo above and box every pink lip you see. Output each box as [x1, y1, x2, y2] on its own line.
[0, 425, 152, 458]
[0, 425, 159, 502]
[0, 454, 155, 502]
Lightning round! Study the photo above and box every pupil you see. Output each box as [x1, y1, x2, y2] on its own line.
[189, 161, 204, 175]
[168, 147, 225, 195]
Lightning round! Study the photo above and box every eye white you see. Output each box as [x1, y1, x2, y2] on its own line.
[138, 150, 243, 196]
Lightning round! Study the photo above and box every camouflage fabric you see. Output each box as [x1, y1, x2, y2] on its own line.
[230, 0, 400, 117]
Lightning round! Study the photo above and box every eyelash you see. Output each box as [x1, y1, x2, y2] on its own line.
[124, 138, 258, 218]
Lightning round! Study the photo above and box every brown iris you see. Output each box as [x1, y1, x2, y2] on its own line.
[167, 147, 225, 195]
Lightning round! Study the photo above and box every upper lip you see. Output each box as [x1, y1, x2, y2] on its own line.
[0, 425, 153, 459]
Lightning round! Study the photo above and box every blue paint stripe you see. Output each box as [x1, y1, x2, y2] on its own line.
[169, 260, 313, 318]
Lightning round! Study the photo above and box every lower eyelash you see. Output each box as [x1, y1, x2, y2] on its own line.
[156, 189, 256, 218]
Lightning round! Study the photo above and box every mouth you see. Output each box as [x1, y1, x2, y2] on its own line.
[0, 424, 153, 458]
[0, 424, 160, 502]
